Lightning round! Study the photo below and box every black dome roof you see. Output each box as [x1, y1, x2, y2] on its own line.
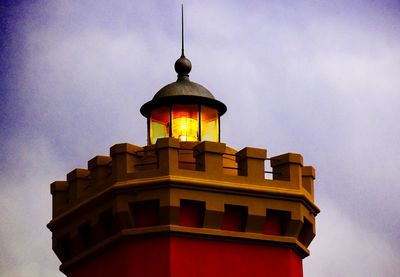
[153, 79, 215, 100]
[140, 56, 227, 117]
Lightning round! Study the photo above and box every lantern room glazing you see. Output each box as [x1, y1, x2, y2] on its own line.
[141, 55, 226, 145]
[148, 104, 219, 144]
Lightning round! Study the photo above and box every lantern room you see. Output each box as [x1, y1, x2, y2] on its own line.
[140, 55, 227, 144]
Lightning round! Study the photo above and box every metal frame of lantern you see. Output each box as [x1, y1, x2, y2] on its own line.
[142, 103, 219, 144]
[140, 56, 227, 145]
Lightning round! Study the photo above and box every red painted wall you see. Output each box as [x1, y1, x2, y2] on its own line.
[170, 237, 302, 277]
[69, 236, 302, 277]
[69, 236, 170, 277]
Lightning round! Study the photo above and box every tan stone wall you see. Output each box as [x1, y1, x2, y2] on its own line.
[48, 138, 319, 273]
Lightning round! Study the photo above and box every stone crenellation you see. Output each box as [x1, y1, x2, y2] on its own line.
[48, 138, 319, 274]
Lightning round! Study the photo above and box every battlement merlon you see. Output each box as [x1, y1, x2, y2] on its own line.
[236, 147, 267, 179]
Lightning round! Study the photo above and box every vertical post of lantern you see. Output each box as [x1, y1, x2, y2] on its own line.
[147, 117, 150, 145]
[198, 104, 202, 141]
[169, 104, 172, 138]
[218, 115, 221, 142]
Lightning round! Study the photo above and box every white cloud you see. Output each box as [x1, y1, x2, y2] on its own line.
[304, 197, 400, 277]
[0, 135, 65, 276]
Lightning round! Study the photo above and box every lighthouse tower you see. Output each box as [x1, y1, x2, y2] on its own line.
[47, 14, 319, 277]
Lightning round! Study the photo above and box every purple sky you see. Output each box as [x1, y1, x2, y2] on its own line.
[1, 1, 400, 276]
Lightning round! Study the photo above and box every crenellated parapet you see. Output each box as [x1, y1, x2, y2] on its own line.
[48, 138, 319, 274]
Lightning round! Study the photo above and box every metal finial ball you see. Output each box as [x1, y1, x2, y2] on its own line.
[174, 56, 192, 76]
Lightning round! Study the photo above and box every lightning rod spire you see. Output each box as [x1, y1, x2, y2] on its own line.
[174, 3, 191, 79]
[181, 4, 185, 57]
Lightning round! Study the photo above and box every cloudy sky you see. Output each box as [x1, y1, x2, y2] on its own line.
[1, 1, 400, 276]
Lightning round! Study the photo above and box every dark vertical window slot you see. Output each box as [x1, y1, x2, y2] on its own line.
[78, 222, 92, 250]
[99, 209, 115, 237]
[130, 199, 160, 227]
[298, 218, 313, 246]
[263, 209, 290, 236]
[58, 234, 71, 261]
[221, 204, 248, 232]
[179, 199, 205, 228]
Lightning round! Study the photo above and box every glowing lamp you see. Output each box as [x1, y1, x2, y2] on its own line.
[141, 55, 226, 144]
[172, 117, 198, 142]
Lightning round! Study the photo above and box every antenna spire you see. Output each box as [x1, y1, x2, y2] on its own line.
[181, 3, 185, 57]
[174, 3, 191, 79]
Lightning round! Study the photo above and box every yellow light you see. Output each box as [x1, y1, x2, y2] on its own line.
[172, 117, 198, 141]
[201, 106, 219, 142]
